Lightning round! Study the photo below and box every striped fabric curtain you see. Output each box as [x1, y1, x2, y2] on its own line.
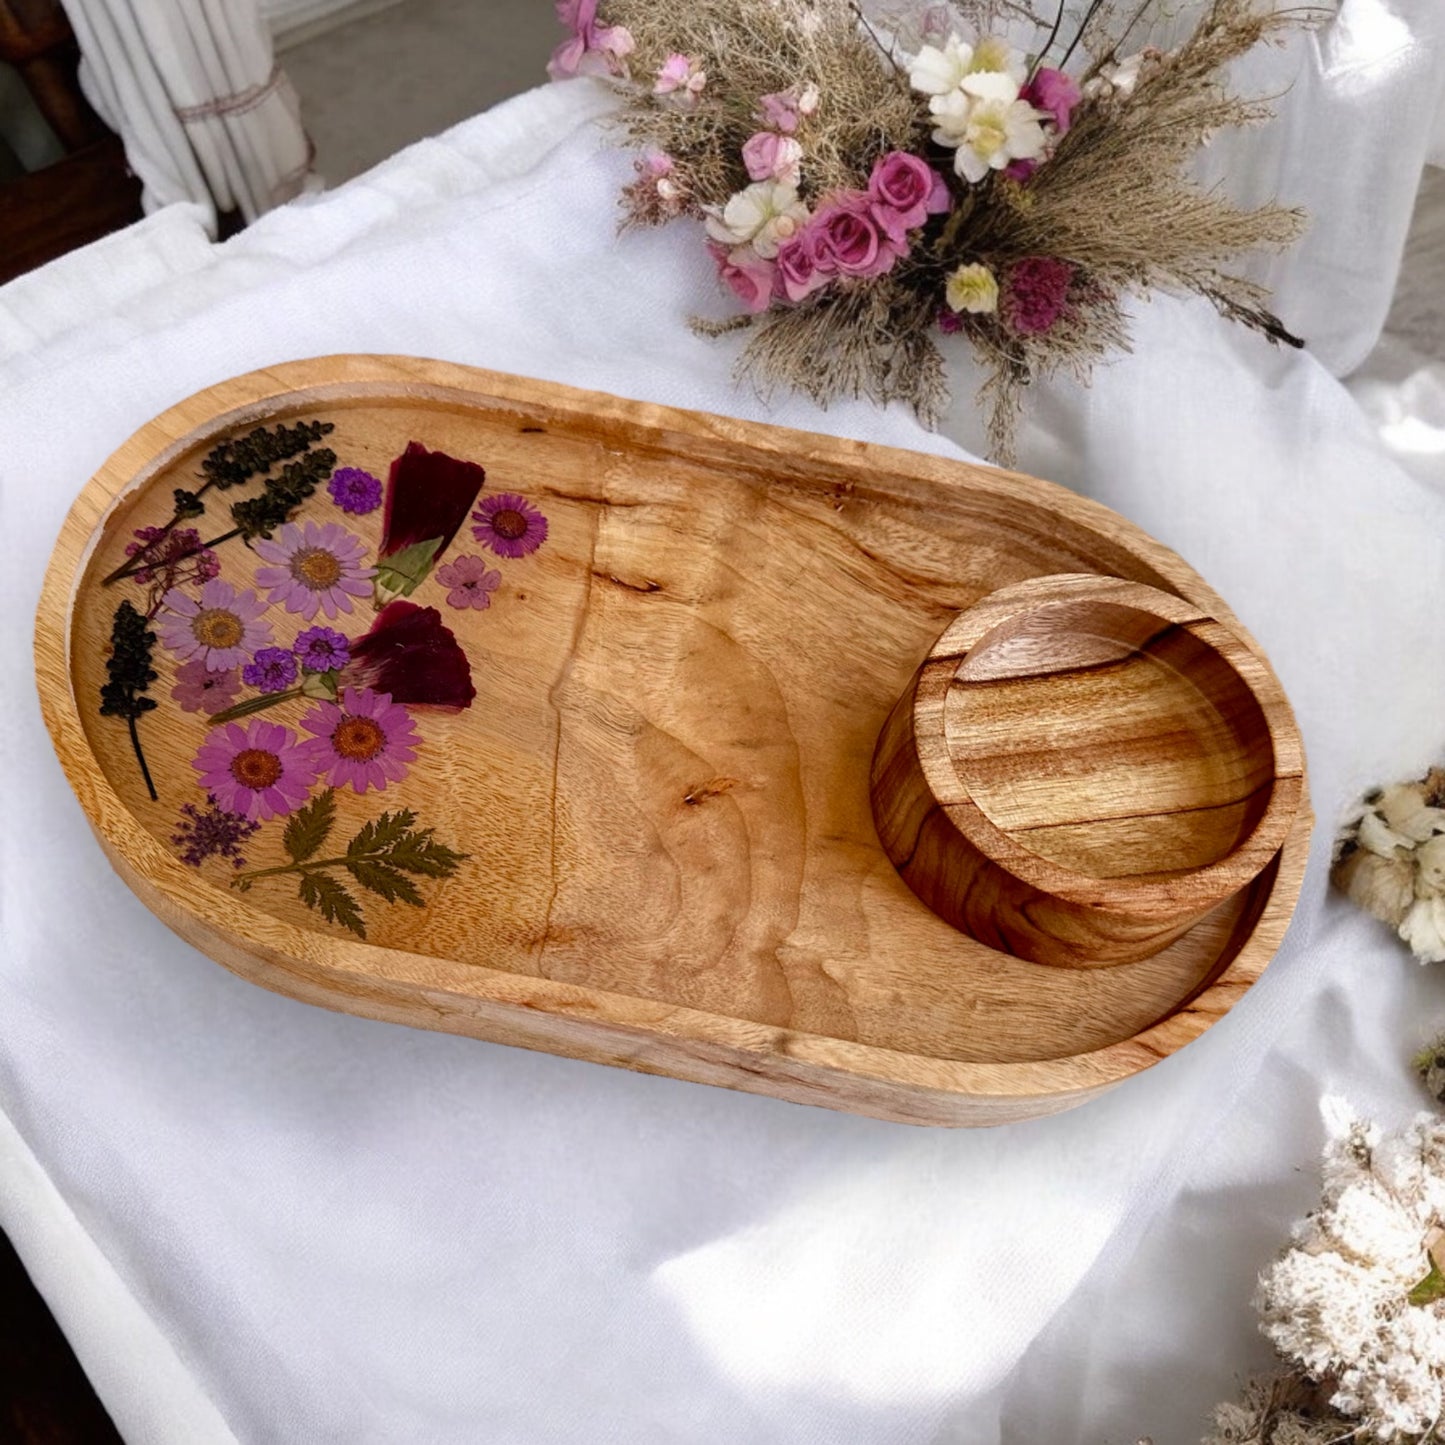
[61, 0, 316, 231]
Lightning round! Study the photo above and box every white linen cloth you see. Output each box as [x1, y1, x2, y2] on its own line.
[2, 17, 1445, 1443]
[61, 0, 315, 231]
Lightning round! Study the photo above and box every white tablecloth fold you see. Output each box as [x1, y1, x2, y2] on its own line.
[2, 15, 1444, 1441]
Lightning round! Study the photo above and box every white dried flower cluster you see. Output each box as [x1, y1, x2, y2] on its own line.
[1331, 769, 1445, 963]
[1253, 1103, 1445, 1442]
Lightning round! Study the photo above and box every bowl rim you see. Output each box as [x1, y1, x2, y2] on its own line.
[910, 572, 1307, 918]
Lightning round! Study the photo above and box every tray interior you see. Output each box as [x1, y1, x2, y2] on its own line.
[67, 386, 1281, 1068]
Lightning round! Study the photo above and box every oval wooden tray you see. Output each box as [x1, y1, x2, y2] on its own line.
[35, 356, 1311, 1126]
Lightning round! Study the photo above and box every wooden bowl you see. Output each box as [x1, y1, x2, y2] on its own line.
[35, 356, 1313, 1126]
[871, 574, 1306, 967]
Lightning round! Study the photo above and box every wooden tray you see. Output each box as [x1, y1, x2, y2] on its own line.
[35, 356, 1311, 1126]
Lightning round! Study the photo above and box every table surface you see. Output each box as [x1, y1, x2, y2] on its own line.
[3, 33, 1445, 1444]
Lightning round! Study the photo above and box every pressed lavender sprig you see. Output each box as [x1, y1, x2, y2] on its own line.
[103, 420, 334, 586]
[99, 600, 159, 800]
[106, 446, 339, 585]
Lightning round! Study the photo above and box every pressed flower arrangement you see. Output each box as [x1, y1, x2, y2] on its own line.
[93, 417, 552, 938]
[549, 0, 1313, 459]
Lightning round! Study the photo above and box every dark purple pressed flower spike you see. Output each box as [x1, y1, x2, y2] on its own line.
[342, 601, 476, 710]
[375, 442, 487, 604]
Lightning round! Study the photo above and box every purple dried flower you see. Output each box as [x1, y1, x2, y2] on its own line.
[1002, 256, 1075, 335]
[242, 646, 299, 693]
[125, 526, 221, 588]
[172, 658, 241, 715]
[172, 794, 262, 868]
[294, 626, 350, 674]
[327, 466, 384, 516]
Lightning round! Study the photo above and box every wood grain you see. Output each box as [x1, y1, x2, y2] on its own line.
[34, 356, 1313, 1126]
[870, 574, 1305, 968]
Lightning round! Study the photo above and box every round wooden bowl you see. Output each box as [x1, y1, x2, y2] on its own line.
[871, 574, 1306, 968]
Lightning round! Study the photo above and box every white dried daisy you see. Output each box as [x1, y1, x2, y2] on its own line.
[1333, 767, 1445, 962]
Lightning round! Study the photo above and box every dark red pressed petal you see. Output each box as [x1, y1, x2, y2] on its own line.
[344, 601, 476, 710]
[379, 441, 487, 560]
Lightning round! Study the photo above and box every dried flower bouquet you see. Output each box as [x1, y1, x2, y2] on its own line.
[549, 0, 1314, 460]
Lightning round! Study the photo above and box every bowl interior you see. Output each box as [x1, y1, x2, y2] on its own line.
[948, 598, 1275, 880]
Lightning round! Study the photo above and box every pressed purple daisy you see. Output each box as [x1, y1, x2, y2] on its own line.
[172, 794, 261, 868]
[294, 625, 350, 674]
[299, 687, 419, 795]
[471, 493, 548, 559]
[157, 577, 273, 672]
[253, 520, 376, 621]
[171, 658, 241, 715]
[327, 466, 384, 516]
[434, 555, 501, 611]
[192, 719, 317, 820]
[242, 646, 299, 694]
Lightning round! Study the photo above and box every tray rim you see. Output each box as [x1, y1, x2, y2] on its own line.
[34, 353, 1313, 1125]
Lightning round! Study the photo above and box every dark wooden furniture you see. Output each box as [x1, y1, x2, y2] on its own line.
[0, 0, 143, 284]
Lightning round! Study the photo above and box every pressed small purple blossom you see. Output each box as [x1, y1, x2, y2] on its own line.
[471, 493, 548, 559]
[434, 555, 501, 611]
[125, 526, 220, 588]
[936, 306, 965, 335]
[294, 625, 350, 674]
[172, 794, 261, 869]
[327, 466, 384, 516]
[242, 646, 299, 694]
[171, 658, 241, 715]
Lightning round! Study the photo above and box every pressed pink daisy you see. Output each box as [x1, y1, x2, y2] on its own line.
[192, 719, 316, 820]
[157, 577, 273, 672]
[253, 520, 376, 621]
[172, 658, 241, 715]
[435, 555, 501, 610]
[471, 494, 548, 558]
[299, 687, 419, 795]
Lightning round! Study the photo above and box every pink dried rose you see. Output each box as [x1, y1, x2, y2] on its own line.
[867, 151, 951, 244]
[1002, 256, 1075, 334]
[809, 192, 907, 279]
[623, 149, 686, 223]
[774, 231, 830, 303]
[708, 241, 777, 313]
[742, 130, 803, 185]
[1006, 68, 1081, 180]
[757, 90, 800, 133]
[1027, 67, 1081, 132]
[547, 0, 633, 80]
[756, 85, 818, 133]
[654, 53, 705, 104]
